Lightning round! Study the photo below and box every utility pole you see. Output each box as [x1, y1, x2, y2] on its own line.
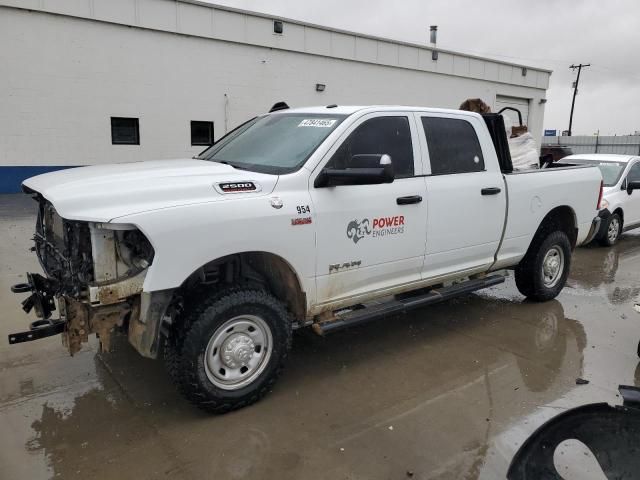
[568, 63, 590, 136]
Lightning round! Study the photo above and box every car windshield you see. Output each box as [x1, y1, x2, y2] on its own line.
[198, 113, 347, 174]
[571, 159, 626, 186]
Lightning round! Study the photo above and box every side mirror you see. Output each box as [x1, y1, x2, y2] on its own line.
[315, 154, 395, 188]
[627, 180, 640, 195]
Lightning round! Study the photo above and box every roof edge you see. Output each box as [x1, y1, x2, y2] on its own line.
[182, 0, 552, 73]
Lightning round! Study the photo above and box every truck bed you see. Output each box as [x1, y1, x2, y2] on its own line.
[493, 165, 602, 270]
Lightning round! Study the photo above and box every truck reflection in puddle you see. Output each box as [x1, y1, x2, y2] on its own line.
[23, 297, 587, 479]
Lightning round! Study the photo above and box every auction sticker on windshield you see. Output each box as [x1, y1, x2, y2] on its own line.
[298, 119, 337, 128]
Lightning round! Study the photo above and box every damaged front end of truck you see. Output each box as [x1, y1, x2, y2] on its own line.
[9, 192, 173, 358]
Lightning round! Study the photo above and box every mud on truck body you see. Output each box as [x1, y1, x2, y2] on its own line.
[10, 105, 603, 413]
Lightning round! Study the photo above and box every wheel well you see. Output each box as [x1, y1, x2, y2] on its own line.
[613, 207, 624, 225]
[181, 252, 306, 321]
[533, 206, 578, 249]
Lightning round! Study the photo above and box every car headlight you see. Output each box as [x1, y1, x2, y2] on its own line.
[600, 198, 609, 210]
[116, 228, 155, 270]
[90, 223, 155, 282]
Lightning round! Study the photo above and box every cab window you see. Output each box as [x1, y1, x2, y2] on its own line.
[422, 117, 485, 175]
[327, 116, 414, 178]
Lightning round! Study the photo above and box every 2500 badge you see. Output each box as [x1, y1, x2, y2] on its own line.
[216, 181, 260, 193]
[346, 216, 405, 244]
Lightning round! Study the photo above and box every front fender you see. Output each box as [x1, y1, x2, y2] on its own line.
[114, 195, 317, 306]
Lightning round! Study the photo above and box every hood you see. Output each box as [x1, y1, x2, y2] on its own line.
[23, 159, 278, 222]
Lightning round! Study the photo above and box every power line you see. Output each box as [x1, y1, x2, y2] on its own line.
[568, 63, 590, 136]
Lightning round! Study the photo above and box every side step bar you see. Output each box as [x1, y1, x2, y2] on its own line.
[314, 275, 505, 335]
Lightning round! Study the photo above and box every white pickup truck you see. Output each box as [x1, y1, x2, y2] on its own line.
[10, 105, 603, 413]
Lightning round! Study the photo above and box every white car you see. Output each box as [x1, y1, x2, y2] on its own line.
[10, 105, 602, 413]
[562, 154, 640, 246]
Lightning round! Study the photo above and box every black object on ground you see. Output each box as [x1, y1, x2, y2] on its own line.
[507, 385, 640, 479]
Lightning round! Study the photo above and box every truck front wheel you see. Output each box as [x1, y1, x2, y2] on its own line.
[168, 289, 291, 413]
[515, 231, 572, 302]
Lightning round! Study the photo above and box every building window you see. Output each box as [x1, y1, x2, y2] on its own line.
[111, 117, 139, 145]
[191, 121, 214, 146]
[273, 20, 283, 34]
[421, 117, 485, 175]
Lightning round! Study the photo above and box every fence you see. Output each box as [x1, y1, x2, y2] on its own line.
[542, 135, 640, 155]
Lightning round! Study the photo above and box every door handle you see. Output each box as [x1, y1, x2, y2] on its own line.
[396, 195, 423, 205]
[481, 187, 501, 195]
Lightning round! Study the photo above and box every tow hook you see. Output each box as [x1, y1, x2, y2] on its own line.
[11, 283, 32, 293]
[11, 273, 57, 319]
[9, 273, 63, 345]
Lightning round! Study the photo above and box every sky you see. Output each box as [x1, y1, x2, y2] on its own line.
[204, 0, 640, 136]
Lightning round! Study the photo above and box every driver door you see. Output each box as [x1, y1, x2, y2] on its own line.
[310, 112, 428, 307]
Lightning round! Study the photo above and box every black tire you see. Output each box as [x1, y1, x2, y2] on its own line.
[169, 289, 291, 413]
[515, 231, 572, 302]
[598, 213, 622, 247]
[163, 286, 242, 385]
[163, 335, 182, 385]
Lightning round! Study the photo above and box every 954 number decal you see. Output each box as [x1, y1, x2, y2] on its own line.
[296, 205, 311, 214]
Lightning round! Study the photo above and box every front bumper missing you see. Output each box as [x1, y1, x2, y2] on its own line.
[9, 274, 132, 355]
[10, 272, 173, 359]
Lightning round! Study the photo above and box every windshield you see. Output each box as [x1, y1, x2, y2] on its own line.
[570, 159, 626, 186]
[199, 113, 347, 174]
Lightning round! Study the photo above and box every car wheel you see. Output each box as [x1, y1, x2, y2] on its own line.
[169, 289, 291, 413]
[598, 213, 622, 247]
[515, 231, 572, 302]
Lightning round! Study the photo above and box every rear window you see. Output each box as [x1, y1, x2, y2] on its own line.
[421, 117, 484, 175]
[570, 159, 625, 187]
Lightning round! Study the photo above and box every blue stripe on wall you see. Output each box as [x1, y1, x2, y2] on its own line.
[0, 166, 79, 193]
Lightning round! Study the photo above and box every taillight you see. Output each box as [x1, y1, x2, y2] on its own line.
[597, 180, 604, 210]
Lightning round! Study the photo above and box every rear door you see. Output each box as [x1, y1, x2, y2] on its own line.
[416, 113, 507, 280]
[310, 112, 427, 307]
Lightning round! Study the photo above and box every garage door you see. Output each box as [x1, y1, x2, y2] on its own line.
[496, 95, 530, 128]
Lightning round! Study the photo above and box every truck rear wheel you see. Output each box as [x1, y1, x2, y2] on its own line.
[515, 231, 571, 302]
[167, 289, 291, 413]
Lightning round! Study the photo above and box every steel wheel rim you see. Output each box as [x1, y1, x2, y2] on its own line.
[204, 314, 273, 391]
[608, 218, 620, 242]
[542, 246, 564, 288]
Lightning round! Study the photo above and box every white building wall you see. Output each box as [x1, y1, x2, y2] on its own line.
[0, 2, 550, 173]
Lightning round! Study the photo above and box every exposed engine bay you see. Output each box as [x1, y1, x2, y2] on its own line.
[10, 194, 162, 356]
